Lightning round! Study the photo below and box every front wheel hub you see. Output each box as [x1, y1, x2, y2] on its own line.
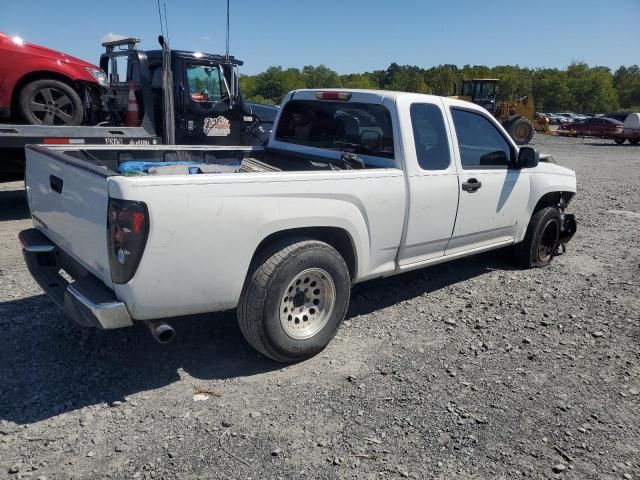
[279, 268, 336, 340]
[538, 219, 560, 262]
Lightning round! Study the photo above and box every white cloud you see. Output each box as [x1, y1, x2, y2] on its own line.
[200, 35, 211, 41]
[102, 32, 128, 43]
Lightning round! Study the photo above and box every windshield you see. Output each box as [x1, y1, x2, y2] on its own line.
[473, 82, 496, 99]
[275, 100, 395, 159]
[186, 64, 228, 103]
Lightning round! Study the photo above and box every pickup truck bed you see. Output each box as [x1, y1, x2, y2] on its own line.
[24, 142, 405, 321]
[21, 89, 577, 362]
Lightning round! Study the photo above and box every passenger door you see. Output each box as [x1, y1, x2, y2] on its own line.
[446, 108, 530, 255]
[397, 100, 460, 266]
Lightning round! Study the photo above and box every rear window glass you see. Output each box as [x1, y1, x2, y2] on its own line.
[275, 100, 394, 159]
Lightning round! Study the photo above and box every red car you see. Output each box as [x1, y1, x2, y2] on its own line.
[559, 117, 624, 137]
[0, 32, 107, 126]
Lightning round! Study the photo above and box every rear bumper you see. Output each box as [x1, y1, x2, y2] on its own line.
[19, 228, 133, 329]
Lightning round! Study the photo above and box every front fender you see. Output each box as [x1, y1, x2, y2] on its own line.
[6, 59, 96, 96]
[518, 166, 577, 242]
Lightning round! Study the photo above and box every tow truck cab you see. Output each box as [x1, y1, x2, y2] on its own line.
[99, 37, 260, 146]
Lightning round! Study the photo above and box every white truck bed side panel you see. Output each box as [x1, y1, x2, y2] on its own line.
[109, 170, 405, 320]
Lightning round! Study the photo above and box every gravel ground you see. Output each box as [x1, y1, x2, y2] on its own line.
[0, 135, 639, 480]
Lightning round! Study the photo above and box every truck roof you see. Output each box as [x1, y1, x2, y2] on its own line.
[145, 49, 243, 66]
[286, 88, 493, 116]
[289, 88, 460, 103]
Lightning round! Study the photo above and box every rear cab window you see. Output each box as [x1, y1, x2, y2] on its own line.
[410, 103, 451, 171]
[274, 99, 395, 164]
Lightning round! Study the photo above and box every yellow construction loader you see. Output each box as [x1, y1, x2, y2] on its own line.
[450, 79, 551, 145]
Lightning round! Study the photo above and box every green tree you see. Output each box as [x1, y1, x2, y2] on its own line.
[614, 65, 640, 110]
[566, 63, 618, 112]
[339, 73, 377, 89]
[240, 61, 631, 113]
[381, 63, 429, 93]
[424, 64, 459, 95]
[531, 69, 572, 112]
[302, 65, 342, 89]
[248, 66, 306, 104]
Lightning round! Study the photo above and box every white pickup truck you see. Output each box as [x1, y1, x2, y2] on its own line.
[20, 89, 577, 362]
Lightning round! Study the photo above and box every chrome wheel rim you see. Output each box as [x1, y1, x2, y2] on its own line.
[279, 268, 336, 340]
[29, 87, 75, 126]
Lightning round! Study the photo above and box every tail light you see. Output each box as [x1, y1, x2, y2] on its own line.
[315, 91, 351, 101]
[107, 198, 149, 284]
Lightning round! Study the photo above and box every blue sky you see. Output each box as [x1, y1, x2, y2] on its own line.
[1, 0, 639, 74]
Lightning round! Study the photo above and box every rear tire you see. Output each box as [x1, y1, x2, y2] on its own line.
[237, 237, 351, 362]
[515, 207, 561, 268]
[629, 139, 639, 145]
[19, 79, 84, 126]
[614, 137, 626, 145]
[507, 117, 534, 145]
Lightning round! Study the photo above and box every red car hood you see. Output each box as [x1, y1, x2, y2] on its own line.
[2, 33, 100, 69]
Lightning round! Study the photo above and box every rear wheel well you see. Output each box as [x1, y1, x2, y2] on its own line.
[251, 227, 357, 280]
[10, 71, 82, 119]
[533, 191, 574, 214]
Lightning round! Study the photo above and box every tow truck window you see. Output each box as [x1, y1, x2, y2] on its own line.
[107, 55, 140, 85]
[186, 65, 227, 103]
[275, 100, 394, 160]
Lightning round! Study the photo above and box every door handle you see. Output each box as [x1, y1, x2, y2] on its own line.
[49, 175, 63, 194]
[461, 178, 482, 192]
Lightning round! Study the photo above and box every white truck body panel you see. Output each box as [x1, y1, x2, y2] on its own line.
[108, 169, 405, 319]
[23, 89, 577, 325]
[394, 94, 460, 265]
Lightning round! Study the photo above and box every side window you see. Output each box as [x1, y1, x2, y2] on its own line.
[186, 65, 226, 103]
[410, 103, 450, 170]
[150, 64, 162, 88]
[451, 108, 512, 168]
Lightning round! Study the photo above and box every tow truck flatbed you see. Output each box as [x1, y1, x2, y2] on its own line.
[0, 123, 161, 148]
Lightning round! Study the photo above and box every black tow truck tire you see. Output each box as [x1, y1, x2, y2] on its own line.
[237, 237, 351, 362]
[515, 207, 562, 268]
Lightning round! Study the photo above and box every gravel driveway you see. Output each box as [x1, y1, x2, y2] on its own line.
[1, 135, 639, 479]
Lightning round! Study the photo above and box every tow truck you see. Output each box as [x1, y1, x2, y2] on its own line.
[0, 36, 275, 177]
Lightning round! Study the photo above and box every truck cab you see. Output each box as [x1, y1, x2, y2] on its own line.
[99, 38, 260, 147]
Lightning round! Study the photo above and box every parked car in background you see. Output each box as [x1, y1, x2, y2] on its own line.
[556, 112, 587, 123]
[603, 112, 630, 123]
[0, 32, 106, 125]
[613, 112, 640, 145]
[547, 113, 570, 125]
[559, 117, 623, 137]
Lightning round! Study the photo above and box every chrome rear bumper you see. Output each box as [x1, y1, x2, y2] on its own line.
[19, 228, 133, 329]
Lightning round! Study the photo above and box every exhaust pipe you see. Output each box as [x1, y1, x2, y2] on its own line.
[145, 320, 176, 344]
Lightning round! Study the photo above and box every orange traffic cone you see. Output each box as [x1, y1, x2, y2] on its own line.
[125, 81, 140, 126]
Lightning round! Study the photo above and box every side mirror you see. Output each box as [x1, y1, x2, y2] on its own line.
[516, 147, 539, 169]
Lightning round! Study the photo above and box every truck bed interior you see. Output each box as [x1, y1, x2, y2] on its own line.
[54, 146, 386, 175]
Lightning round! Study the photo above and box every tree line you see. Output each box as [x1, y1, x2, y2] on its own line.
[240, 63, 640, 114]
